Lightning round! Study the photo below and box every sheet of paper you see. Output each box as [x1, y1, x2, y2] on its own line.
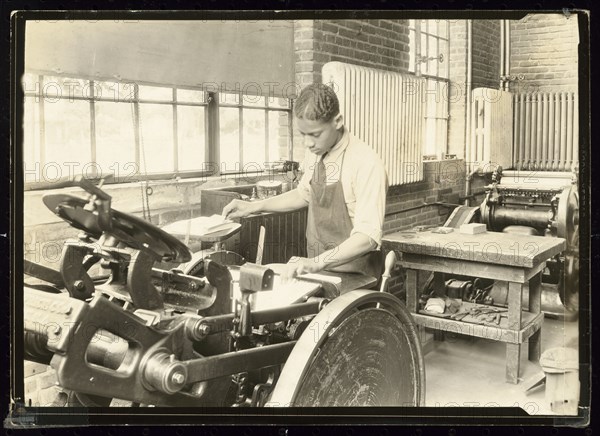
[162, 214, 237, 237]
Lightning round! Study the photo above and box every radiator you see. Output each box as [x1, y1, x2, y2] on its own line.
[467, 88, 514, 173]
[322, 61, 425, 185]
[513, 92, 579, 172]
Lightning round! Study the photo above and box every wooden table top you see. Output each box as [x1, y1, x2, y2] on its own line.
[382, 229, 566, 268]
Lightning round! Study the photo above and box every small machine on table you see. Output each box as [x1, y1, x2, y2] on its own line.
[382, 228, 565, 384]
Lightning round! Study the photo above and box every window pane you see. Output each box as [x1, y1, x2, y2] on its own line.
[219, 107, 240, 170]
[44, 99, 91, 171]
[409, 29, 416, 73]
[269, 111, 288, 162]
[43, 76, 89, 101]
[96, 80, 136, 103]
[177, 89, 206, 104]
[428, 20, 438, 36]
[95, 102, 136, 178]
[220, 92, 240, 106]
[429, 35, 439, 77]
[424, 117, 437, 157]
[268, 98, 290, 109]
[439, 39, 449, 79]
[421, 31, 428, 75]
[177, 106, 206, 171]
[138, 85, 173, 101]
[23, 97, 42, 183]
[243, 108, 266, 168]
[139, 104, 174, 173]
[423, 78, 448, 158]
[438, 20, 448, 38]
[242, 94, 266, 107]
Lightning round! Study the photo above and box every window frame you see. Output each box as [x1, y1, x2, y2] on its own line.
[408, 20, 451, 160]
[22, 73, 294, 190]
[217, 91, 292, 175]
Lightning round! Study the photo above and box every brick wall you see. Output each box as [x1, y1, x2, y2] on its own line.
[383, 160, 465, 234]
[509, 13, 579, 92]
[471, 20, 502, 90]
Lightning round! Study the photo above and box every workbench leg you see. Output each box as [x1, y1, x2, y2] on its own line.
[528, 272, 543, 362]
[506, 343, 521, 384]
[507, 282, 524, 384]
[406, 269, 419, 314]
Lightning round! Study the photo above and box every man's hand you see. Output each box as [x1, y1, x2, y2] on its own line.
[222, 199, 259, 219]
[282, 256, 324, 281]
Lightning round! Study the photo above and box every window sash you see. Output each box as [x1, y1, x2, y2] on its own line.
[22, 74, 293, 189]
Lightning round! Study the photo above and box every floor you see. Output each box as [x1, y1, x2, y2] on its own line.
[422, 313, 580, 415]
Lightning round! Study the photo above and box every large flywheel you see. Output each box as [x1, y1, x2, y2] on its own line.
[556, 185, 579, 312]
[269, 290, 425, 407]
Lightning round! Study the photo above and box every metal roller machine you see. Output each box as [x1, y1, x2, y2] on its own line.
[444, 167, 579, 319]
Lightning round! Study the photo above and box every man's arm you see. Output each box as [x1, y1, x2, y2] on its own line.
[222, 188, 308, 219]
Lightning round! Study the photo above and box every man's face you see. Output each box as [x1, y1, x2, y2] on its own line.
[296, 114, 344, 156]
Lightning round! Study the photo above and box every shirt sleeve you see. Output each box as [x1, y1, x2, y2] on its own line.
[349, 152, 388, 247]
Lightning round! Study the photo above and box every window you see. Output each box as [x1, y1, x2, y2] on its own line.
[218, 92, 291, 173]
[409, 20, 450, 159]
[21, 73, 293, 189]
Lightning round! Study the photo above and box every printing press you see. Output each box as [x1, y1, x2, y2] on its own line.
[23, 177, 425, 407]
[439, 166, 579, 318]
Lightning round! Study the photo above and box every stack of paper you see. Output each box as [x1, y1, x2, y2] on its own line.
[162, 214, 238, 237]
[231, 275, 322, 311]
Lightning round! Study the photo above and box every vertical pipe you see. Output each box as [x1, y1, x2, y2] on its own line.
[478, 97, 485, 165]
[391, 74, 398, 186]
[560, 92, 567, 171]
[530, 94, 537, 170]
[89, 81, 97, 177]
[573, 93, 579, 171]
[505, 21, 511, 92]
[366, 70, 372, 154]
[541, 93, 549, 170]
[465, 19, 473, 200]
[548, 93, 556, 171]
[350, 68, 356, 135]
[172, 88, 179, 172]
[566, 92, 574, 171]
[512, 94, 518, 169]
[515, 94, 525, 171]
[535, 93, 543, 171]
[418, 78, 424, 181]
[524, 94, 531, 170]
[358, 67, 365, 140]
[408, 77, 414, 183]
[384, 73, 390, 172]
[500, 20, 505, 90]
[553, 93, 561, 171]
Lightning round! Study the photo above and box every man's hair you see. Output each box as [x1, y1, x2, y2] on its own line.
[294, 83, 340, 122]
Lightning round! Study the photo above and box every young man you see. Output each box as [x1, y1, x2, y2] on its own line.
[223, 83, 388, 280]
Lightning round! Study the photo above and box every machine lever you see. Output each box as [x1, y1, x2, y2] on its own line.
[379, 251, 397, 294]
[256, 226, 266, 265]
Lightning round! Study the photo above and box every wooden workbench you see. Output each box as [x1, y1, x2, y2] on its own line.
[382, 229, 566, 384]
